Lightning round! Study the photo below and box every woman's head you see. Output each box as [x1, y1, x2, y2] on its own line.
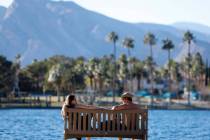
[65, 95, 77, 107]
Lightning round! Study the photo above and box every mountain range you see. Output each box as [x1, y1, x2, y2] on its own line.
[0, 0, 210, 66]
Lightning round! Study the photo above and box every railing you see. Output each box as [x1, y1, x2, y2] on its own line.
[64, 108, 148, 140]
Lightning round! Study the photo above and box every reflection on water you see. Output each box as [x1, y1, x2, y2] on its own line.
[0, 109, 210, 140]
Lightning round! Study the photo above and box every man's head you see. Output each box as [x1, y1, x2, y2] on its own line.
[121, 92, 133, 103]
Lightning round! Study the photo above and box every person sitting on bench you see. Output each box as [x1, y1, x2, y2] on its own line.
[61, 94, 99, 118]
[112, 92, 140, 110]
[61, 94, 99, 140]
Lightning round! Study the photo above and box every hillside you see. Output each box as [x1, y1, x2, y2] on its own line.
[0, 0, 210, 65]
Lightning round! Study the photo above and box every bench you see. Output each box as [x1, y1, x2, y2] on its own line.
[64, 108, 148, 140]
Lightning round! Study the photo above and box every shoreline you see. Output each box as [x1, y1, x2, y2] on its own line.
[1, 105, 210, 111]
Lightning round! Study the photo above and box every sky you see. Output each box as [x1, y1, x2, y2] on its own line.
[0, 0, 210, 26]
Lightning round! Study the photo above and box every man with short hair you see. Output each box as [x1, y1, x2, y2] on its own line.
[112, 92, 140, 110]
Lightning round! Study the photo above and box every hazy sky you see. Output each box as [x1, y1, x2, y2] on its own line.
[0, 0, 210, 26]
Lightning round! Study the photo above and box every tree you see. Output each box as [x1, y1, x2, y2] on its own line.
[143, 32, 157, 106]
[48, 64, 64, 102]
[25, 60, 48, 91]
[106, 31, 119, 102]
[122, 37, 135, 91]
[122, 37, 135, 58]
[12, 54, 21, 96]
[162, 38, 175, 92]
[0, 55, 15, 97]
[118, 54, 128, 91]
[192, 52, 205, 87]
[183, 30, 195, 105]
[129, 57, 144, 90]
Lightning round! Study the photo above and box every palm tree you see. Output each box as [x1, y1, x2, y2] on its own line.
[143, 32, 157, 106]
[122, 37, 135, 91]
[183, 30, 195, 105]
[106, 31, 119, 103]
[129, 57, 144, 90]
[162, 38, 175, 93]
[118, 54, 128, 91]
[192, 52, 205, 87]
[122, 37, 135, 58]
[13, 54, 21, 96]
[144, 33, 157, 61]
[48, 64, 63, 102]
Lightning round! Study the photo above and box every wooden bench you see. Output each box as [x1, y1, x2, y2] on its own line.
[64, 108, 148, 140]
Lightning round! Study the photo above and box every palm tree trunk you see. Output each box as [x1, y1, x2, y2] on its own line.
[168, 50, 172, 104]
[113, 42, 117, 103]
[56, 85, 61, 102]
[90, 77, 93, 90]
[150, 45, 154, 106]
[187, 42, 191, 105]
[127, 48, 132, 92]
[137, 75, 141, 90]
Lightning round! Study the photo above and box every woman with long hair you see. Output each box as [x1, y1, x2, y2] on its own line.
[61, 94, 100, 118]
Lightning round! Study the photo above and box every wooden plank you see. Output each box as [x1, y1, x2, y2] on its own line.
[141, 114, 144, 130]
[113, 112, 116, 131]
[117, 113, 121, 131]
[103, 112, 106, 131]
[83, 112, 87, 131]
[127, 113, 131, 132]
[121, 112, 126, 131]
[78, 112, 81, 131]
[107, 112, 111, 131]
[73, 113, 77, 131]
[131, 113, 135, 131]
[98, 112, 101, 131]
[92, 112, 96, 131]
[88, 113, 91, 131]
[69, 112, 72, 130]
[136, 113, 139, 130]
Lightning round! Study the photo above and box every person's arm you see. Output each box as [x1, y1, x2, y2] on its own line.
[76, 104, 103, 109]
[111, 105, 118, 110]
[61, 103, 66, 119]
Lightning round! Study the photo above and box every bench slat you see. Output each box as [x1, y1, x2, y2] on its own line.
[98, 112, 101, 131]
[112, 112, 116, 131]
[103, 112, 106, 131]
[117, 113, 121, 131]
[122, 112, 126, 131]
[127, 113, 131, 132]
[83, 112, 87, 131]
[107, 112, 111, 131]
[88, 113, 91, 131]
[136, 113, 139, 130]
[69, 112, 72, 130]
[131, 113, 135, 131]
[73, 113, 77, 131]
[92, 112, 96, 131]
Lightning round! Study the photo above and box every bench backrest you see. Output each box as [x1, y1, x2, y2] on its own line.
[64, 108, 148, 139]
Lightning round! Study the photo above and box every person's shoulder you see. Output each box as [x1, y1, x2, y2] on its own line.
[132, 103, 141, 109]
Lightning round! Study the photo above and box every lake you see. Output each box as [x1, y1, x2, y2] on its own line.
[0, 109, 210, 140]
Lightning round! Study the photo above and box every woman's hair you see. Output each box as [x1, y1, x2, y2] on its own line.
[65, 95, 76, 108]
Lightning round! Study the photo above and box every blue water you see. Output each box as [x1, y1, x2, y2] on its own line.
[0, 109, 210, 140]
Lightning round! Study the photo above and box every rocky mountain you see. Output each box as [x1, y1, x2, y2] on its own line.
[172, 22, 210, 35]
[0, 0, 210, 65]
